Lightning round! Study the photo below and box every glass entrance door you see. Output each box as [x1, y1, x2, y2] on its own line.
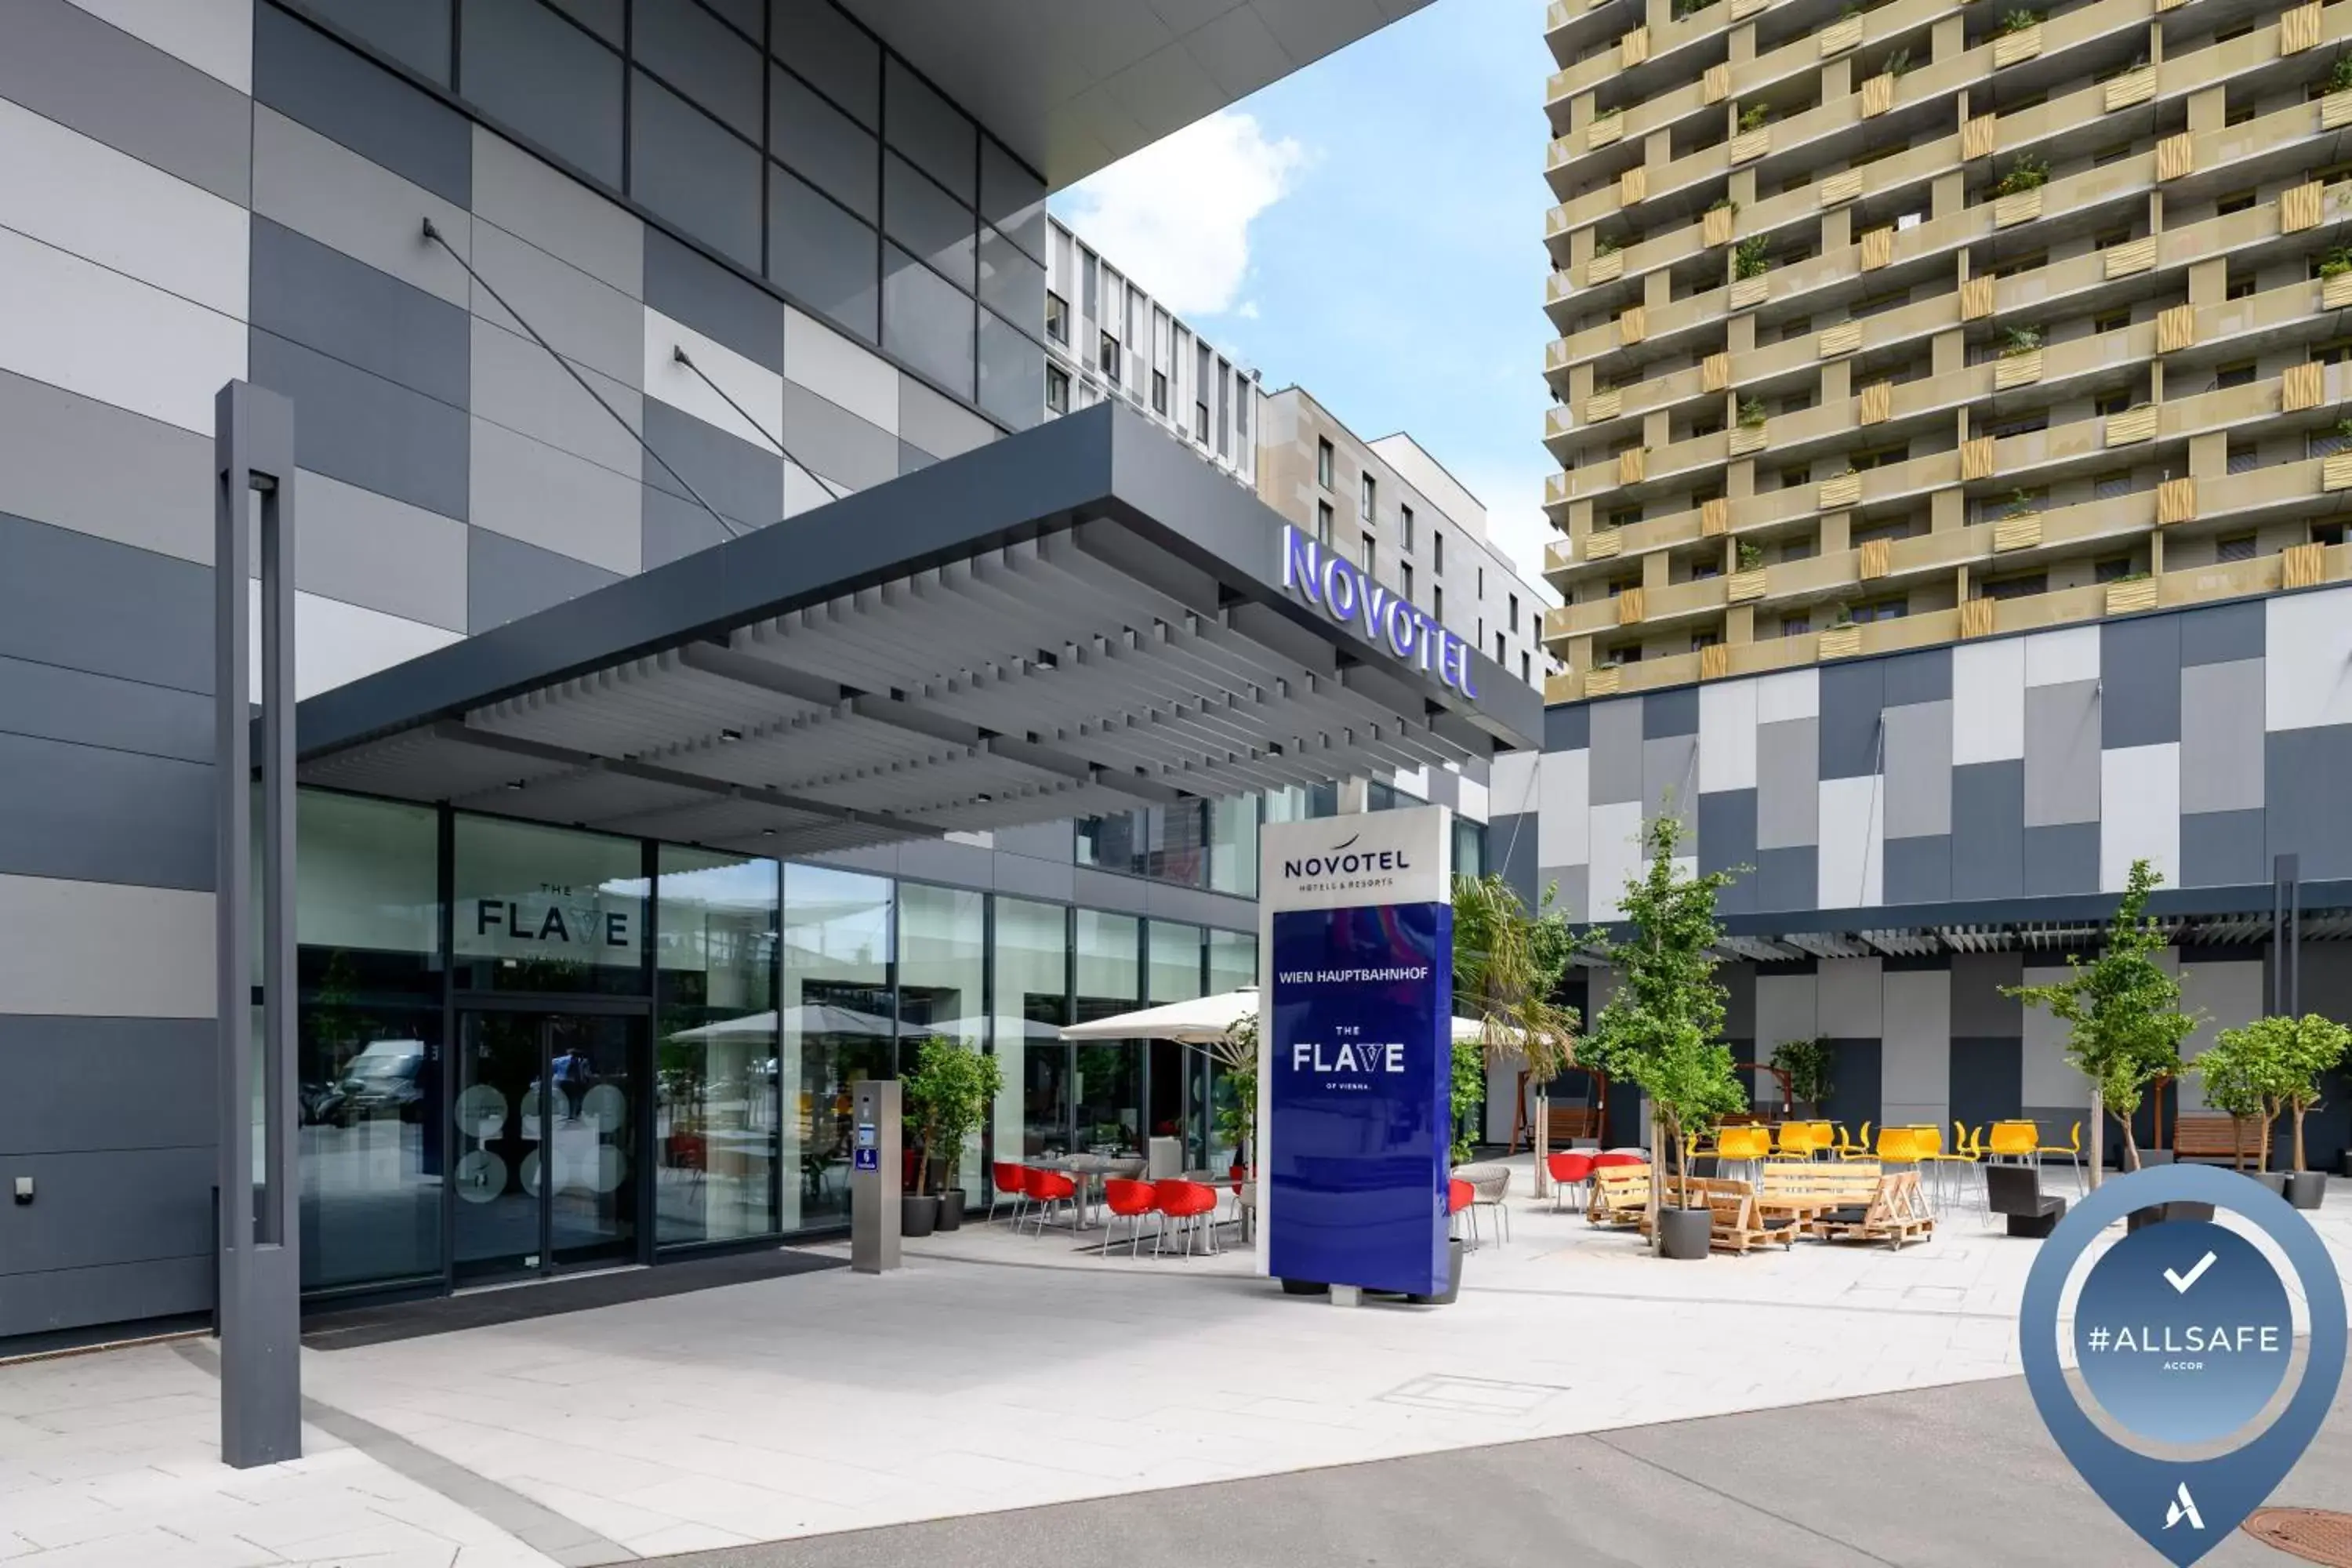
[453, 1010, 645, 1282]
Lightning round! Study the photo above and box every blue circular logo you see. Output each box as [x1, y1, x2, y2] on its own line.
[2073, 1220, 2293, 1445]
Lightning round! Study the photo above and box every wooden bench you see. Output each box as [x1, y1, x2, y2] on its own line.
[1588, 1163, 1652, 1228]
[1813, 1170, 1936, 1250]
[1648, 1176, 1796, 1254]
[1759, 1161, 1882, 1207]
[2172, 1112, 2262, 1167]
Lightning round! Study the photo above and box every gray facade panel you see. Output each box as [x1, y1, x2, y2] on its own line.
[0, 0, 252, 204]
[1586, 697, 1644, 804]
[255, 2, 473, 205]
[1881, 700, 1953, 840]
[644, 227, 787, 373]
[1755, 717, 1819, 849]
[2021, 822, 2101, 896]
[993, 820, 1073, 864]
[1879, 647, 1951, 708]
[641, 397, 785, 528]
[786, 384, 900, 492]
[461, 0, 626, 187]
[1697, 789, 1757, 915]
[0, 371, 212, 567]
[2266, 725, 2352, 881]
[1641, 734, 1698, 834]
[1491, 810, 1538, 907]
[1950, 759, 2024, 902]
[1642, 684, 1697, 739]
[897, 373, 994, 463]
[0, 1145, 213, 1276]
[1950, 951, 2024, 1037]
[251, 218, 472, 407]
[0, 656, 212, 765]
[1548, 863, 1588, 923]
[1143, 880, 1259, 933]
[990, 847, 1076, 904]
[0, 1254, 214, 1341]
[2099, 613, 2182, 749]
[469, 223, 644, 388]
[2022, 678, 2100, 826]
[1820, 1039, 1882, 1132]
[631, 74, 763, 271]
[299, 0, 453, 84]
[2180, 808, 2268, 889]
[1544, 703, 1590, 753]
[2178, 599, 2265, 667]
[0, 1016, 214, 1154]
[1071, 866, 1152, 917]
[467, 526, 624, 633]
[0, 732, 212, 890]
[898, 439, 936, 476]
[891, 835, 998, 889]
[0, 513, 210, 696]
[2179, 658, 2265, 815]
[1950, 1036, 2024, 1129]
[1817, 658, 1885, 780]
[1882, 833, 1952, 906]
[642, 488, 741, 569]
[470, 316, 644, 480]
[1754, 844, 1817, 912]
[252, 330, 472, 521]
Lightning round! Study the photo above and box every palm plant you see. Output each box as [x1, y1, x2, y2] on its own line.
[2001, 7, 2041, 32]
[1999, 324, 2043, 356]
[1452, 873, 1581, 1171]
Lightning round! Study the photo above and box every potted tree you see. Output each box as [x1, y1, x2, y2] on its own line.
[2005, 859, 2198, 1187]
[2211, 1014, 2349, 1207]
[1582, 811, 1748, 1260]
[1769, 1036, 1833, 1117]
[902, 1034, 1002, 1234]
[2196, 1020, 2287, 1198]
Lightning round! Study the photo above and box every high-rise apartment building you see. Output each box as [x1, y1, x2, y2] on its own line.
[1538, 0, 2352, 699]
[1043, 215, 1262, 488]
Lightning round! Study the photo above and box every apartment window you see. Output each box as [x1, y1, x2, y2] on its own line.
[1479, 567, 1486, 596]
[1433, 531, 1445, 572]
[1046, 365, 1069, 414]
[2094, 557, 2135, 583]
[1315, 500, 1334, 544]
[1361, 533, 1377, 575]
[1607, 507, 1642, 529]
[2092, 143, 2133, 169]
[1400, 561, 1415, 601]
[1778, 464, 1812, 489]
[1494, 632, 1507, 663]
[2316, 522, 2347, 546]
[2216, 190, 2257, 216]
[1522, 651, 1533, 684]
[1193, 398, 1208, 441]
[1850, 445, 1907, 471]
[2227, 443, 2259, 474]
[1235, 387, 1248, 443]
[1984, 574, 2045, 601]
[2215, 21, 2256, 40]
[1361, 473, 1377, 523]
[1401, 505, 1416, 553]
[2095, 310, 2131, 333]
[2224, 105, 2256, 127]
[1432, 583, 1445, 622]
[2093, 229, 2132, 252]
[1690, 419, 1723, 439]
[1508, 593, 1521, 633]
[1987, 413, 2049, 438]
[1215, 363, 1231, 459]
[1690, 559, 1722, 580]
[1783, 533, 1817, 561]
[1316, 437, 1334, 488]
[2096, 392, 2131, 417]
[1989, 252, 2046, 279]
[1142, 368, 1163, 416]
[1045, 292, 1069, 345]
[1853, 597, 1908, 622]
[1780, 614, 1812, 638]
[2227, 275, 2257, 300]
[2216, 533, 2257, 562]
[1690, 630, 1721, 651]
[1853, 517, 1910, 546]
[2215, 361, 2256, 390]
[2093, 471, 2131, 499]
[1082, 252, 1099, 317]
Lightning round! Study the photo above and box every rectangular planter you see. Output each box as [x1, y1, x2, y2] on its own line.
[1962, 114, 1998, 162]
[1819, 169, 1863, 207]
[2283, 181, 2323, 233]
[1961, 276, 1994, 320]
[1817, 321, 1861, 358]
[2284, 361, 2325, 412]
[1701, 497, 1730, 535]
[1617, 586, 1646, 626]
[1703, 205, 1737, 247]
[1704, 63, 1732, 103]
[2105, 405, 2158, 446]
[2104, 579, 2158, 615]
[2325, 271, 2352, 309]
[1620, 25, 1650, 66]
[2157, 477, 2196, 525]
[1617, 447, 1646, 485]
[1584, 528, 1624, 560]
[2103, 67, 2155, 111]
[1587, 249, 1624, 284]
[1994, 348, 2042, 389]
[1818, 14, 1861, 55]
[2324, 91, 2352, 131]
[1860, 226, 1893, 270]
[1962, 437, 1996, 481]
[1617, 305, 1646, 343]
[1619, 166, 1649, 207]
[1858, 381, 1892, 424]
[1584, 666, 1623, 696]
[1993, 188, 2043, 228]
[2283, 542, 2328, 589]
[1860, 73, 1894, 118]
[1700, 644, 1732, 681]
[1586, 114, 1624, 150]
[1858, 538, 1892, 580]
[1730, 128, 1771, 165]
[1584, 389, 1622, 422]
[2281, 1, 2322, 53]
[1730, 423, 1768, 455]
[1702, 351, 1731, 391]
[2326, 452, 2352, 492]
[1817, 625, 1862, 659]
[2158, 303, 2197, 352]
[1959, 597, 1996, 638]
[2104, 236, 2156, 279]
[1729, 274, 1769, 310]
[2156, 132, 2194, 180]
[1728, 568, 1769, 602]
[1817, 473, 1861, 510]
[1994, 514, 2042, 552]
[1993, 23, 2042, 67]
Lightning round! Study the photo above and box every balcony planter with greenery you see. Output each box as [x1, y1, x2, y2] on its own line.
[1737, 103, 1773, 133]
[1736, 540, 1766, 572]
[1732, 238, 1771, 281]
[902, 1033, 1003, 1233]
[1999, 7, 2040, 30]
[1581, 815, 1748, 1261]
[1991, 154, 2047, 198]
[1737, 397, 1768, 428]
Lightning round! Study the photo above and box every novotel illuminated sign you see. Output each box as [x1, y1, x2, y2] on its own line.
[1279, 527, 1479, 699]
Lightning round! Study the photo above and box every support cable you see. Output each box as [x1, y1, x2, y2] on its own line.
[669, 347, 848, 504]
[419, 216, 746, 540]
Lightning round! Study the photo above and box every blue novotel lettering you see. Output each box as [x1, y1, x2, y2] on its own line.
[1280, 528, 1479, 699]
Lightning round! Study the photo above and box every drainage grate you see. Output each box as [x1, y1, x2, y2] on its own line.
[1377, 1374, 1571, 1416]
[2245, 1508, 2352, 1566]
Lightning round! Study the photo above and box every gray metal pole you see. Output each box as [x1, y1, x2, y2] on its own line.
[216, 382, 302, 1468]
[850, 1080, 902, 1272]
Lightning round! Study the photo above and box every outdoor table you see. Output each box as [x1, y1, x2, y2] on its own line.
[1034, 1153, 1145, 1229]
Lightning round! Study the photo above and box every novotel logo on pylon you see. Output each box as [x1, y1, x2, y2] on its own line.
[1279, 527, 1479, 699]
[1282, 833, 1412, 881]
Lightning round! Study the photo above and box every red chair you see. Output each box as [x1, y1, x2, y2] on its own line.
[1025, 1169, 1076, 1235]
[1546, 1151, 1595, 1213]
[989, 1162, 1028, 1227]
[1101, 1178, 1160, 1258]
[1447, 1176, 1479, 1250]
[1152, 1178, 1221, 1255]
[1592, 1151, 1645, 1171]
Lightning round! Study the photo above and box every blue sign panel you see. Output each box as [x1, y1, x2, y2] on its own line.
[853, 1146, 879, 1173]
[1267, 900, 1453, 1296]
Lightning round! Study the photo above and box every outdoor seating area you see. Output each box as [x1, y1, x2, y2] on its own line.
[986, 1159, 1251, 1259]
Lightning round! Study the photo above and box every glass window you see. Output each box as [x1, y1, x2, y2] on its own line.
[1149, 921, 1204, 1005]
[768, 63, 877, 220]
[630, 71, 761, 268]
[779, 863, 894, 1230]
[463, 0, 624, 187]
[1046, 364, 1069, 414]
[295, 791, 443, 1292]
[1316, 437, 1334, 488]
[452, 815, 647, 993]
[769, 0, 878, 128]
[634, 0, 761, 139]
[1361, 472, 1377, 521]
[980, 136, 1047, 263]
[978, 309, 1043, 430]
[2216, 534, 2257, 562]
[655, 848, 779, 1247]
[977, 226, 1043, 336]
[307, 0, 451, 84]
[884, 153, 975, 292]
[884, 56, 975, 202]
[1316, 499, 1333, 543]
[768, 165, 879, 343]
[1452, 818, 1486, 881]
[884, 243, 975, 396]
[898, 882, 985, 1199]
[1073, 910, 1141, 1156]
[547, 0, 624, 45]
[1045, 291, 1068, 343]
[1209, 794, 1258, 898]
[1208, 928, 1257, 992]
[993, 897, 1069, 1160]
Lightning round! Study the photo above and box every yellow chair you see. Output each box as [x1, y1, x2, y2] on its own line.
[1810, 1120, 1835, 1160]
[1839, 1120, 1876, 1160]
[2037, 1120, 2085, 1192]
[1986, 1120, 2037, 1163]
[1875, 1126, 1919, 1171]
[1776, 1123, 1818, 1159]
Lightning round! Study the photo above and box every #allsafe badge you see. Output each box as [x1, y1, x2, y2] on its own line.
[2019, 1165, 2347, 1565]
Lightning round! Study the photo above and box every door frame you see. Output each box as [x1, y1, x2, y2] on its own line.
[444, 993, 656, 1288]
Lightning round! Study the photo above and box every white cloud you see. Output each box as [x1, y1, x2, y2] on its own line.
[1236, 299, 1261, 320]
[1058, 111, 1308, 318]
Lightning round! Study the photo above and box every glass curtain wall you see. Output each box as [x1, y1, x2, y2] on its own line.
[1208, 794, 1259, 898]
[295, 791, 443, 1292]
[993, 897, 1070, 1158]
[1071, 910, 1141, 1156]
[1146, 920, 1204, 1168]
[780, 863, 895, 1229]
[897, 882, 985, 1200]
[451, 816, 648, 993]
[1206, 928, 1259, 1173]
[654, 848, 779, 1247]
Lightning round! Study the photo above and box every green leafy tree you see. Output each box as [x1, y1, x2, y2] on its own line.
[1452, 873, 1582, 1173]
[2276, 1014, 2350, 1172]
[2195, 1021, 2281, 1171]
[902, 1035, 1002, 1196]
[2204, 1014, 2350, 1173]
[2003, 858, 2198, 1177]
[1580, 811, 1748, 1240]
[1769, 1036, 1834, 1116]
[1211, 1011, 1259, 1167]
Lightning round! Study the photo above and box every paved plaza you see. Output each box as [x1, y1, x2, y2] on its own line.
[2, 1165, 2347, 1567]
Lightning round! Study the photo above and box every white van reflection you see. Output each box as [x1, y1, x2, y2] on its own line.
[312, 1040, 426, 1127]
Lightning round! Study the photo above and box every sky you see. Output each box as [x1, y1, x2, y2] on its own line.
[1054, 0, 1559, 601]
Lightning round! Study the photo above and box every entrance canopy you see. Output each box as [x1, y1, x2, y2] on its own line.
[293, 405, 1538, 860]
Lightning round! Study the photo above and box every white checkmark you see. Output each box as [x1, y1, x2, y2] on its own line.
[2165, 1251, 2218, 1294]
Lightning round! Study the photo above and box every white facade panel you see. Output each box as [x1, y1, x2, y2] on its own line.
[2023, 624, 2101, 688]
[65, 0, 252, 91]
[1815, 956, 1885, 1039]
[1585, 800, 1642, 920]
[1951, 635, 2027, 764]
[786, 306, 899, 434]
[1816, 774, 1883, 909]
[2020, 963, 2088, 1105]
[1697, 677, 1759, 793]
[1535, 750, 1589, 868]
[0, 873, 214, 1017]
[1754, 667, 1819, 725]
[644, 306, 785, 445]
[248, 582, 466, 703]
[1880, 967, 1951, 1132]
[2100, 742, 2180, 891]
[2266, 586, 2352, 731]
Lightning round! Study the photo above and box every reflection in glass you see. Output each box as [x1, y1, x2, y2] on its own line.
[993, 897, 1069, 1159]
[295, 791, 443, 1292]
[1207, 929, 1259, 1172]
[655, 848, 779, 1247]
[1147, 920, 1203, 1168]
[781, 864, 895, 1228]
[1073, 910, 1140, 1156]
[452, 815, 647, 993]
[1208, 794, 1259, 897]
[898, 882, 985, 1196]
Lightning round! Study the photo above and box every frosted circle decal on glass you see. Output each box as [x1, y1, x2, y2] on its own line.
[520, 1149, 543, 1197]
[455, 1150, 507, 1203]
[593, 1145, 629, 1194]
[580, 1083, 627, 1132]
[455, 1083, 507, 1138]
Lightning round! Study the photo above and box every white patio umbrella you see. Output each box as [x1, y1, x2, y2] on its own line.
[666, 1002, 897, 1041]
[1057, 989, 1499, 1047]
